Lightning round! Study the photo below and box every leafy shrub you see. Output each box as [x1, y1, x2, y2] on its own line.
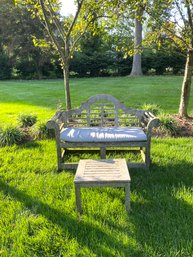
[18, 113, 37, 127]
[32, 122, 55, 140]
[141, 104, 178, 136]
[158, 114, 178, 136]
[57, 100, 65, 111]
[0, 126, 25, 147]
[141, 103, 161, 116]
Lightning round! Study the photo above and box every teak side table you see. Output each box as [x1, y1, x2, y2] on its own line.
[74, 159, 131, 214]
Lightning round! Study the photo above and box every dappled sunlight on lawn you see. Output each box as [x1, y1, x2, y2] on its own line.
[1, 138, 193, 256]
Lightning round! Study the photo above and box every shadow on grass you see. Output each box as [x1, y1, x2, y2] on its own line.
[128, 161, 193, 255]
[1, 154, 193, 256]
[0, 179, 143, 256]
[19, 141, 41, 149]
[89, 160, 193, 256]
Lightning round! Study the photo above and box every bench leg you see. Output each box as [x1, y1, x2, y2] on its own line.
[145, 143, 151, 169]
[75, 185, 82, 214]
[100, 147, 106, 159]
[125, 183, 130, 213]
[56, 144, 63, 171]
[140, 145, 151, 170]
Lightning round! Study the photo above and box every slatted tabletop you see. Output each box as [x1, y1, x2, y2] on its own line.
[74, 159, 131, 183]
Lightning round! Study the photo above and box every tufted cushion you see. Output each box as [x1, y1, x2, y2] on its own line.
[60, 127, 147, 142]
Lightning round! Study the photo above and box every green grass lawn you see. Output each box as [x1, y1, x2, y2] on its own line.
[1, 76, 193, 127]
[1, 76, 193, 256]
[1, 138, 193, 256]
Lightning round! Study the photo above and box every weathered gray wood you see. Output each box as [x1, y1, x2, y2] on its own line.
[127, 162, 147, 169]
[60, 141, 148, 148]
[61, 161, 147, 170]
[125, 183, 130, 213]
[75, 184, 82, 214]
[61, 163, 78, 170]
[145, 141, 151, 169]
[74, 159, 131, 213]
[100, 147, 106, 159]
[46, 94, 160, 171]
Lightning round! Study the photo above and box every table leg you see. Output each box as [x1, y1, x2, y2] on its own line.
[125, 183, 130, 213]
[100, 147, 106, 159]
[75, 184, 82, 214]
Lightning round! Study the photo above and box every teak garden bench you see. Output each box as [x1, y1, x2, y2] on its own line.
[46, 94, 160, 170]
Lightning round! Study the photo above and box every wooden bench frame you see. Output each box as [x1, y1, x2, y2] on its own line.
[74, 159, 131, 214]
[46, 94, 160, 170]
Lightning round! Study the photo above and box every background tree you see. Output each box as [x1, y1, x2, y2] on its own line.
[101, 0, 145, 76]
[146, 0, 193, 117]
[130, 4, 144, 76]
[0, 0, 19, 78]
[142, 37, 186, 75]
[17, 0, 120, 110]
[0, 0, 59, 79]
[70, 30, 113, 77]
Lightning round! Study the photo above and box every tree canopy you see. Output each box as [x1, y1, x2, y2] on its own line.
[1, 0, 192, 115]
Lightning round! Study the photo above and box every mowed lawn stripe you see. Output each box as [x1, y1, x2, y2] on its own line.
[1, 76, 192, 128]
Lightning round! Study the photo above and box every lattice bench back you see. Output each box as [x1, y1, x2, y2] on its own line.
[61, 94, 144, 128]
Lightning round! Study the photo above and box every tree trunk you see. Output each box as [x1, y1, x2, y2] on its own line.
[179, 49, 193, 117]
[130, 8, 143, 76]
[63, 63, 71, 111]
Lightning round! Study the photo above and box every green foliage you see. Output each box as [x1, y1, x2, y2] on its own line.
[0, 1, 62, 80]
[115, 54, 132, 76]
[141, 103, 178, 135]
[0, 0, 188, 79]
[70, 31, 114, 77]
[145, 1, 193, 52]
[18, 113, 37, 128]
[142, 48, 186, 75]
[0, 49, 12, 79]
[158, 113, 178, 136]
[141, 103, 161, 116]
[0, 126, 25, 147]
[32, 122, 55, 140]
[141, 102, 178, 135]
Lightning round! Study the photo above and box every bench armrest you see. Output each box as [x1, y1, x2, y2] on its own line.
[142, 112, 160, 138]
[46, 111, 64, 135]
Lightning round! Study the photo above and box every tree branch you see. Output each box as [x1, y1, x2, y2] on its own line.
[174, 0, 187, 28]
[47, 0, 66, 43]
[66, 0, 84, 39]
[39, 0, 65, 61]
[69, 14, 114, 54]
[186, 0, 193, 46]
[163, 25, 188, 47]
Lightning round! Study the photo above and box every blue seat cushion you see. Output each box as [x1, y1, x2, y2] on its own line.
[60, 127, 147, 142]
